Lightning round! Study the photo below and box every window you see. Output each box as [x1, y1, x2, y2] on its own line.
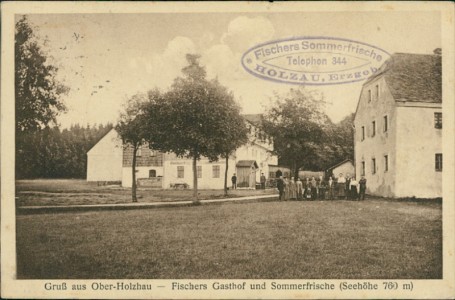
[197, 166, 202, 178]
[368, 90, 372, 102]
[177, 166, 184, 178]
[375, 84, 379, 100]
[434, 112, 442, 129]
[372, 121, 376, 137]
[361, 161, 365, 176]
[361, 126, 365, 141]
[212, 165, 220, 178]
[435, 154, 443, 172]
[384, 155, 388, 172]
[136, 146, 142, 157]
[269, 172, 275, 179]
[149, 170, 156, 178]
[383, 115, 388, 132]
[372, 158, 376, 174]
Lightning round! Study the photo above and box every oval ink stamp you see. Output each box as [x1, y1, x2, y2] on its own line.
[241, 36, 391, 85]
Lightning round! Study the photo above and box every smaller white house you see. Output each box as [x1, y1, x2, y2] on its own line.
[326, 159, 355, 178]
[86, 128, 123, 182]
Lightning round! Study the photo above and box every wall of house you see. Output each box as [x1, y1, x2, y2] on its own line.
[87, 129, 123, 181]
[332, 162, 355, 178]
[121, 166, 164, 188]
[235, 142, 277, 182]
[162, 155, 236, 190]
[121, 143, 165, 187]
[395, 105, 442, 198]
[354, 76, 397, 197]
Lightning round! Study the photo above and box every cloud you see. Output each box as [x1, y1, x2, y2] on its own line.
[221, 16, 275, 53]
[202, 44, 237, 80]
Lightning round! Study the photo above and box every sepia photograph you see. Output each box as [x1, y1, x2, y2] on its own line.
[1, 1, 454, 299]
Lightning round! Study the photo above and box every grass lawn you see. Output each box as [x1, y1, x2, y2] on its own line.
[16, 179, 275, 206]
[16, 199, 442, 279]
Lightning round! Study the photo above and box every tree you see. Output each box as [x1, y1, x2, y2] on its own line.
[116, 94, 148, 202]
[208, 82, 249, 196]
[15, 15, 68, 133]
[325, 113, 355, 166]
[15, 123, 113, 179]
[262, 88, 331, 177]
[145, 54, 248, 201]
[15, 15, 69, 179]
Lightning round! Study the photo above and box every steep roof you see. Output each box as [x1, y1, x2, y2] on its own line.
[236, 160, 259, 168]
[365, 53, 441, 103]
[242, 114, 263, 126]
[86, 128, 118, 154]
[325, 159, 353, 171]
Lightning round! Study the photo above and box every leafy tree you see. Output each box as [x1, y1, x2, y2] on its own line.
[207, 82, 249, 196]
[262, 88, 331, 177]
[15, 15, 68, 133]
[325, 113, 355, 166]
[145, 54, 247, 201]
[15, 15, 69, 179]
[116, 94, 148, 202]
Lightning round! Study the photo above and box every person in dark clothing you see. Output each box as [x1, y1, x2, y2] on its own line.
[275, 169, 283, 179]
[277, 176, 284, 201]
[260, 173, 266, 189]
[231, 173, 237, 190]
[310, 177, 317, 200]
[358, 176, 367, 200]
[319, 176, 326, 200]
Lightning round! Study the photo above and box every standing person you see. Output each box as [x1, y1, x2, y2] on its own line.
[319, 175, 326, 200]
[350, 177, 359, 200]
[283, 177, 290, 201]
[328, 176, 334, 200]
[304, 177, 310, 200]
[260, 173, 266, 189]
[231, 173, 237, 190]
[296, 178, 303, 200]
[345, 173, 351, 200]
[302, 177, 308, 199]
[275, 169, 283, 179]
[289, 177, 296, 200]
[277, 176, 284, 201]
[310, 177, 317, 200]
[337, 173, 346, 199]
[358, 176, 367, 200]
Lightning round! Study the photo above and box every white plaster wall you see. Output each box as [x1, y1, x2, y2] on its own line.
[87, 129, 123, 181]
[395, 106, 442, 198]
[121, 166, 164, 188]
[332, 163, 355, 178]
[162, 157, 236, 190]
[354, 77, 397, 197]
[235, 143, 278, 182]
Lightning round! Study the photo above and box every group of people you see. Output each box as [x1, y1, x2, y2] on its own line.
[276, 173, 367, 201]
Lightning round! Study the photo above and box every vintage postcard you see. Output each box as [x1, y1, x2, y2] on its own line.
[1, 1, 454, 299]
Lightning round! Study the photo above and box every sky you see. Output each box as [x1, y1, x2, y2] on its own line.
[24, 11, 441, 128]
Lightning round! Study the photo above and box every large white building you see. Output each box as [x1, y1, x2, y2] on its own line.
[87, 114, 279, 189]
[354, 52, 442, 198]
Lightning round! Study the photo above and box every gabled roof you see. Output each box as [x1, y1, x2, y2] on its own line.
[364, 53, 441, 103]
[242, 114, 263, 126]
[86, 127, 117, 154]
[236, 160, 259, 168]
[326, 159, 353, 171]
